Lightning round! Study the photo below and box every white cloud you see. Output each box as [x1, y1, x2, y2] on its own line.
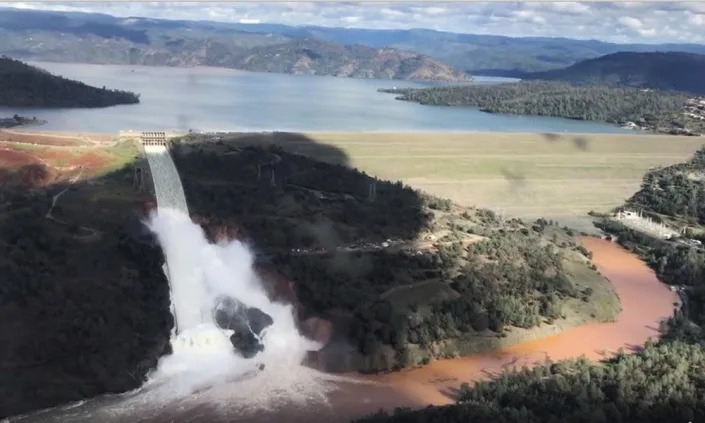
[689, 13, 705, 26]
[513, 10, 546, 25]
[0, 1, 704, 44]
[379, 7, 406, 19]
[342, 16, 360, 24]
[638, 28, 657, 37]
[533, 15, 547, 25]
[619, 16, 644, 30]
[549, 2, 591, 15]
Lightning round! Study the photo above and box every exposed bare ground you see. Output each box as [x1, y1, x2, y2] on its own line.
[0, 129, 117, 147]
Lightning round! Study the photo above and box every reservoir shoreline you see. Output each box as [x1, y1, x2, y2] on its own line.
[0, 62, 634, 134]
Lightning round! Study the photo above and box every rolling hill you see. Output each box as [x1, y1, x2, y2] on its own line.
[225, 39, 469, 81]
[0, 8, 468, 82]
[524, 52, 705, 95]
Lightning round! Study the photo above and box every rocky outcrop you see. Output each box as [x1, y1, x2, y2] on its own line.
[214, 296, 274, 359]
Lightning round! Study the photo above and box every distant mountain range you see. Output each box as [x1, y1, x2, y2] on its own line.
[256, 26, 705, 75]
[0, 8, 467, 82]
[0, 56, 139, 107]
[1, 6, 704, 78]
[522, 52, 705, 95]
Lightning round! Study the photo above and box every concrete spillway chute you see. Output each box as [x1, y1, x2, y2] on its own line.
[141, 132, 189, 335]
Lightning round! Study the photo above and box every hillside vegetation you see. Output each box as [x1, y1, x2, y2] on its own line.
[357, 341, 705, 423]
[0, 8, 468, 82]
[626, 148, 705, 224]
[0, 141, 172, 418]
[2, 7, 705, 75]
[227, 39, 469, 81]
[357, 144, 705, 423]
[0, 56, 140, 107]
[381, 82, 704, 135]
[0, 133, 621, 417]
[172, 138, 617, 372]
[593, 148, 705, 335]
[525, 52, 705, 95]
[594, 147, 705, 341]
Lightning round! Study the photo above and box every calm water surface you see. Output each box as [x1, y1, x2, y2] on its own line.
[0, 62, 633, 134]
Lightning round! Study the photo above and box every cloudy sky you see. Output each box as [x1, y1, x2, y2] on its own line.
[4, 1, 705, 44]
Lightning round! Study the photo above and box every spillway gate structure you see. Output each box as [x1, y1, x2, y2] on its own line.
[140, 131, 169, 146]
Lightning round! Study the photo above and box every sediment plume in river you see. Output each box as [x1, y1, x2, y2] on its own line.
[6, 236, 678, 423]
[371, 237, 679, 408]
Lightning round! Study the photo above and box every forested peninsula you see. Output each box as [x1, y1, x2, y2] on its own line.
[380, 81, 705, 136]
[0, 56, 140, 108]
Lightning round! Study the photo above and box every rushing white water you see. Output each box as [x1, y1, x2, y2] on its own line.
[144, 144, 188, 333]
[144, 145, 189, 214]
[6, 144, 354, 422]
[139, 145, 335, 415]
[138, 208, 335, 413]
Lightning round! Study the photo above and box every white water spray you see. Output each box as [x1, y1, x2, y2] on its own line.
[141, 144, 338, 415]
[7, 143, 375, 422]
[140, 208, 337, 411]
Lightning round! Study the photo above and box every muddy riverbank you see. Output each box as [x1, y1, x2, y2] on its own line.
[9, 237, 678, 423]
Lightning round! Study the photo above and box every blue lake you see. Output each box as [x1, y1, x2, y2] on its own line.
[0, 62, 633, 134]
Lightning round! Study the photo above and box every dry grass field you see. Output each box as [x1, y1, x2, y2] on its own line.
[14, 130, 700, 232]
[216, 131, 704, 232]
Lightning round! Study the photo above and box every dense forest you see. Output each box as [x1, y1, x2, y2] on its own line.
[0, 56, 140, 107]
[381, 82, 703, 135]
[357, 146, 705, 423]
[0, 166, 172, 418]
[627, 147, 705, 224]
[524, 52, 705, 95]
[275, 226, 593, 371]
[357, 341, 705, 423]
[172, 140, 612, 372]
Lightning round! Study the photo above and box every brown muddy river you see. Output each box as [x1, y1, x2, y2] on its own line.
[14, 238, 678, 423]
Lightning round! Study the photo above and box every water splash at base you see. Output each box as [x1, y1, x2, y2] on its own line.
[140, 207, 336, 412]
